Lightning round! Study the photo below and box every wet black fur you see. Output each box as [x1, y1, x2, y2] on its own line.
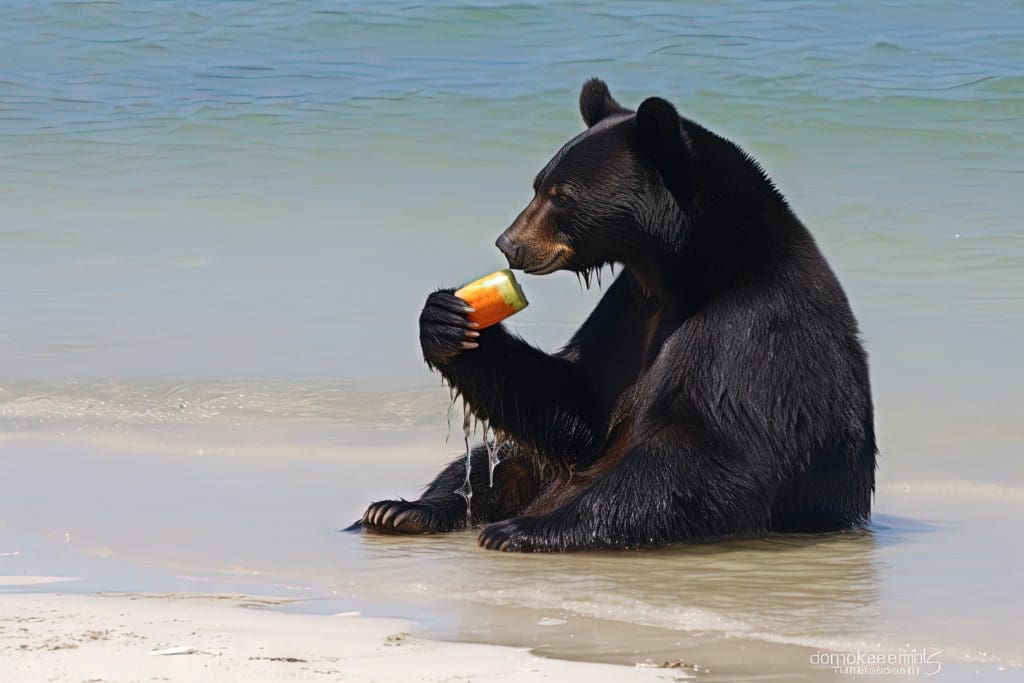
[351, 79, 876, 551]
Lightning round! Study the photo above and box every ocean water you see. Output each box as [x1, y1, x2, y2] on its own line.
[1, 1, 1022, 680]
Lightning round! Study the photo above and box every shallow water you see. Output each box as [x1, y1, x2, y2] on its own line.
[3, 439, 1020, 680]
[2, 1, 1022, 680]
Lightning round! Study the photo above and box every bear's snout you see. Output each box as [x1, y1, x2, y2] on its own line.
[495, 227, 571, 274]
[495, 232, 521, 266]
[496, 200, 573, 275]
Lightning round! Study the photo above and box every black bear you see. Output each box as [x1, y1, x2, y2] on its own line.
[353, 79, 876, 552]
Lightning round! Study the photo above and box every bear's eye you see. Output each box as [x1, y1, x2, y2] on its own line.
[552, 191, 570, 206]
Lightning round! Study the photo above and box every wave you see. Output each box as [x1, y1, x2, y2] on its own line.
[0, 379, 443, 430]
[881, 480, 1024, 502]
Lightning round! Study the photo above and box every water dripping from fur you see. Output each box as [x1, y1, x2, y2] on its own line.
[454, 397, 473, 526]
[445, 391, 509, 526]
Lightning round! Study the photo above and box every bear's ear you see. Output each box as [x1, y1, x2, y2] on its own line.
[636, 97, 691, 207]
[579, 78, 629, 128]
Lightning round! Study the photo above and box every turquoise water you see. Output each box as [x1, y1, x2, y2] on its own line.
[2, 1, 1022, 679]
[2, 1, 1021, 464]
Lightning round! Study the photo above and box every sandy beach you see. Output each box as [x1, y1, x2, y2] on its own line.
[1, 588, 677, 682]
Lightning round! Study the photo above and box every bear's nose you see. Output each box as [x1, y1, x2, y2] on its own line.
[495, 232, 521, 267]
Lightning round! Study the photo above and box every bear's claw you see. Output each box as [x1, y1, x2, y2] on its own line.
[359, 500, 452, 535]
[477, 517, 543, 552]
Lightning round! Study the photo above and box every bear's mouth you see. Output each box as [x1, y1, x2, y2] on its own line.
[523, 246, 573, 275]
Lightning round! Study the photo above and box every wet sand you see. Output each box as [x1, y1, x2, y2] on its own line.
[0, 590, 671, 682]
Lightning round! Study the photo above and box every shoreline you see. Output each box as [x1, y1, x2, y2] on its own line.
[3, 437, 1021, 680]
[0, 588, 676, 682]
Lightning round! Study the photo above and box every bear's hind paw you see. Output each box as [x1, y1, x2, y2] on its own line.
[359, 500, 457, 535]
[478, 517, 549, 552]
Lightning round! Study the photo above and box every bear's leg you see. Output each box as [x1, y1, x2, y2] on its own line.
[350, 444, 544, 535]
[478, 431, 768, 551]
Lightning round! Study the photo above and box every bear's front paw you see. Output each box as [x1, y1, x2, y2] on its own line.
[359, 500, 459, 535]
[419, 289, 480, 367]
[478, 516, 549, 552]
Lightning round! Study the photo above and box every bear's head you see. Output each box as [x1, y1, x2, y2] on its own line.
[495, 79, 692, 278]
